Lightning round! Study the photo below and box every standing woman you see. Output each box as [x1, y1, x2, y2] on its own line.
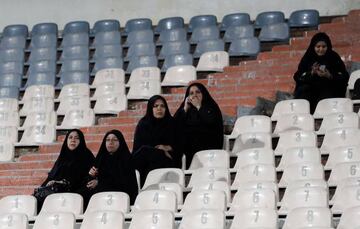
[86, 130, 138, 204]
[132, 95, 182, 186]
[293, 32, 349, 113]
[174, 82, 223, 168]
[34, 129, 95, 209]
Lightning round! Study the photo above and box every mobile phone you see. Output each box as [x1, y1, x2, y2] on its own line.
[319, 65, 326, 71]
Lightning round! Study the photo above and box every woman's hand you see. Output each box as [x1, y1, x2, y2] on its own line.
[155, 145, 173, 159]
[317, 68, 332, 79]
[89, 166, 98, 177]
[311, 62, 320, 75]
[86, 179, 98, 189]
[184, 97, 191, 112]
[46, 180, 56, 187]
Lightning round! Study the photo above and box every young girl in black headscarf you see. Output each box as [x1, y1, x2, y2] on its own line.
[132, 95, 182, 186]
[293, 32, 349, 113]
[86, 130, 138, 204]
[35, 129, 95, 210]
[174, 82, 223, 168]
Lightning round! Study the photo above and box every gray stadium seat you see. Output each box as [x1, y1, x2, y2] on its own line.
[161, 53, 193, 72]
[158, 41, 190, 59]
[0, 61, 23, 75]
[155, 17, 184, 34]
[194, 39, 224, 58]
[61, 33, 89, 47]
[28, 60, 56, 74]
[92, 57, 123, 74]
[255, 11, 285, 28]
[26, 72, 56, 87]
[157, 28, 187, 44]
[0, 86, 19, 98]
[31, 23, 58, 36]
[188, 15, 217, 32]
[124, 18, 152, 35]
[229, 37, 260, 56]
[126, 55, 158, 73]
[60, 59, 89, 73]
[63, 21, 90, 35]
[60, 45, 89, 61]
[28, 47, 57, 62]
[223, 25, 254, 42]
[259, 22, 290, 42]
[189, 25, 220, 44]
[124, 29, 154, 47]
[0, 73, 22, 88]
[125, 43, 156, 60]
[92, 19, 120, 34]
[93, 31, 121, 46]
[2, 24, 28, 37]
[0, 36, 26, 49]
[29, 34, 57, 48]
[289, 9, 320, 27]
[92, 44, 122, 60]
[220, 13, 251, 31]
[0, 49, 25, 62]
[58, 71, 89, 86]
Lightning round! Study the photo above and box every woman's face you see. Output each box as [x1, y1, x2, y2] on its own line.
[106, 133, 120, 154]
[152, 99, 166, 119]
[67, 131, 80, 151]
[314, 41, 327, 56]
[189, 85, 203, 104]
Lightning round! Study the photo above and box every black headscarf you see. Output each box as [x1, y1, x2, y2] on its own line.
[294, 32, 349, 82]
[43, 129, 95, 191]
[95, 129, 138, 204]
[133, 95, 176, 153]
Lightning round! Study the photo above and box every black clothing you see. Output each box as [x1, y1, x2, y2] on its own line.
[174, 83, 224, 168]
[133, 95, 182, 186]
[94, 130, 138, 204]
[293, 32, 349, 113]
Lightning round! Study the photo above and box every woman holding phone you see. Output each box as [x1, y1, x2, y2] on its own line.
[293, 32, 349, 113]
[174, 82, 223, 168]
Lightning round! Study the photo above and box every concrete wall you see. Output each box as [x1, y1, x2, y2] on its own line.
[0, 0, 359, 31]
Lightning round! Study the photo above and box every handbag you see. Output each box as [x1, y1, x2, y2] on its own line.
[33, 179, 71, 202]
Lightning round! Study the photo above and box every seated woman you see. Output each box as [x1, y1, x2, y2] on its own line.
[293, 32, 349, 113]
[34, 129, 95, 209]
[174, 82, 223, 168]
[132, 95, 182, 186]
[86, 130, 138, 204]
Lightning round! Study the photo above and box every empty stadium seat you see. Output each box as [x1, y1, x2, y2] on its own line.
[325, 145, 360, 170]
[332, 185, 360, 213]
[259, 22, 290, 42]
[254, 11, 285, 28]
[192, 181, 231, 204]
[80, 210, 124, 229]
[238, 181, 280, 203]
[279, 162, 325, 187]
[126, 55, 158, 73]
[58, 108, 95, 129]
[92, 57, 124, 75]
[328, 162, 360, 186]
[230, 208, 278, 229]
[124, 18, 152, 35]
[125, 43, 156, 60]
[56, 95, 90, 115]
[320, 128, 360, 155]
[179, 210, 225, 229]
[181, 190, 227, 212]
[0, 213, 28, 229]
[91, 68, 125, 87]
[0, 49, 25, 63]
[273, 113, 314, 135]
[94, 94, 127, 114]
[189, 26, 220, 44]
[57, 83, 89, 99]
[92, 19, 120, 34]
[40, 193, 83, 215]
[0, 73, 22, 88]
[224, 24, 254, 42]
[144, 183, 183, 205]
[158, 41, 190, 59]
[28, 48, 57, 62]
[129, 210, 174, 229]
[85, 192, 130, 215]
[0, 98, 18, 112]
[92, 44, 122, 60]
[233, 148, 275, 169]
[3, 24, 28, 37]
[33, 212, 75, 229]
[337, 206, 360, 229]
[63, 21, 89, 35]
[281, 179, 328, 204]
[188, 167, 229, 188]
[283, 207, 333, 229]
[0, 195, 37, 217]
[230, 188, 277, 211]
[142, 168, 185, 190]
[61, 33, 89, 47]
[0, 61, 23, 75]
[277, 147, 321, 171]
[332, 177, 360, 202]
[127, 77, 161, 100]
[232, 164, 276, 189]
[124, 29, 154, 47]
[347, 69, 360, 96]
[189, 149, 230, 170]
[188, 15, 217, 32]
[0, 126, 18, 143]
[29, 34, 57, 49]
[0, 142, 15, 162]
[313, 98, 353, 118]
[155, 17, 184, 34]
[220, 13, 251, 31]
[194, 39, 225, 58]
[271, 99, 310, 121]
[161, 65, 196, 86]
[0, 111, 19, 127]
[60, 45, 89, 61]
[59, 59, 89, 74]
[288, 9, 320, 27]
[274, 130, 317, 155]
[20, 111, 56, 130]
[231, 132, 272, 154]
[19, 125, 56, 145]
[132, 190, 177, 212]
[279, 187, 329, 214]
[93, 31, 121, 47]
[317, 112, 359, 134]
[161, 54, 193, 72]
[31, 22, 58, 36]
[0, 37, 26, 50]
[27, 60, 56, 75]
[21, 85, 54, 102]
[92, 81, 125, 98]
[229, 37, 261, 57]
[157, 28, 187, 44]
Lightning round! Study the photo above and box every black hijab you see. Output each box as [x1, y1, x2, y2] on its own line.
[44, 129, 94, 189]
[133, 95, 176, 153]
[296, 32, 348, 79]
[95, 129, 138, 204]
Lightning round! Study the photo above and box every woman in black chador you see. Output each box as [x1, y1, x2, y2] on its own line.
[293, 32, 349, 113]
[86, 130, 138, 204]
[132, 95, 182, 186]
[35, 129, 95, 208]
[174, 82, 223, 169]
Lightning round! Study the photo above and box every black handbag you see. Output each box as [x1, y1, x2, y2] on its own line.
[33, 180, 71, 202]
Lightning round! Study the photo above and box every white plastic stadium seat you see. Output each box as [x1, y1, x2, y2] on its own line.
[94, 94, 127, 114]
[320, 128, 360, 155]
[187, 168, 230, 188]
[57, 83, 90, 100]
[92, 81, 125, 98]
[178, 210, 225, 229]
[0, 99, 18, 112]
[19, 125, 56, 145]
[239, 181, 279, 203]
[142, 168, 185, 190]
[231, 132, 272, 154]
[0, 111, 19, 127]
[21, 85, 55, 102]
[80, 210, 124, 229]
[33, 212, 75, 229]
[191, 181, 231, 204]
[56, 95, 90, 115]
[144, 183, 183, 205]
[0, 142, 15, 162]
[19, 97, 54, 116]
[0, 213, 28, 229]
[84, 192, 130, 215]
[181, 190, 227, 212]
[331, 185, 360, 213]
[325, 145, 360, 169]
[20, 111, 56, 130]
[328, 162, 360, 186]
[337, 206, 360, 229]
[277, 147, 321, 171]
[317, 112, 359, 135]
[188, 149, 230, 170]
[271, 99, 310, 121]
[58, 108, 95, 129]
[129, 210, 175, 229]
[230, 188, 276, 211]
[161, 65, 196, 86]
[278, 162, 324, 187]
[0, 126, 18, 143]
[0, 195, 37, 218]
[282, 207, 333, 229]
[132, 190, 177, 212]
[39, 193, 83, 216]
[313, 98, 353, 119]
[232, 164, 276, 189]
[92, 68, 125, 87]
[273, 113, 314, 135]
[274, 130, 317, 156]
[196, 51, 229, 72]
[230, 208, 278, 229]
[233, 148, 275, 169]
